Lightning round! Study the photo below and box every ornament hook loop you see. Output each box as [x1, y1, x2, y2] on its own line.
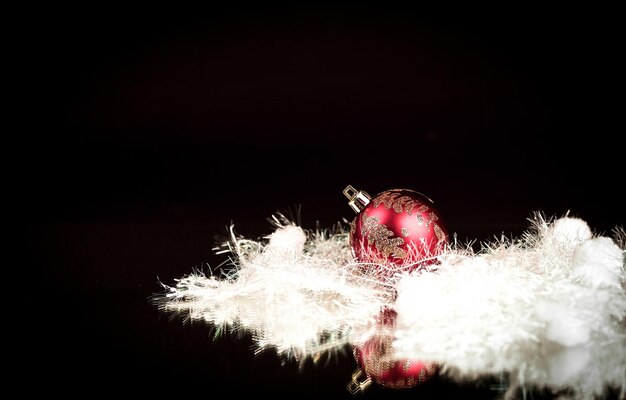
[346, 368, 372, 395]
[343, 185, 372, 213]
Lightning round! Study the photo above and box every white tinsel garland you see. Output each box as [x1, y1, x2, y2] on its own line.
[160, 218, 394, 357]
[393, 215, 626, 399]
[157, 213, 625, 399]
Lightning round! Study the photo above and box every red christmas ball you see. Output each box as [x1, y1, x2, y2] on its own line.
[343, 185, 449, 273]
[354, 309, 439, 390]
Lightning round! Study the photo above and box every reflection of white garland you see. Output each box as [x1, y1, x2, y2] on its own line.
[157, 214, 626, 399]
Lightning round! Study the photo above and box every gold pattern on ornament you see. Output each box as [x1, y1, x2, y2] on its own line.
[361, 214, 406, 259]
[433, 223, 446, 243]
[380, 376, 416, 389]
[428, 212, 438, 227]
[372, 191, 425, 215]
[426, 362, 438, 376]
[401, 227, 409, 237]
[417, 209, 438, 227]
[363, 337, 433, 389]
[362, 335, 395, 377]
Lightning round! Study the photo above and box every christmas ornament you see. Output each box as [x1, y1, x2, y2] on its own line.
[343, 185, 445, 393]
[343, 185, 449, 274]
[348, 308, 438, 394]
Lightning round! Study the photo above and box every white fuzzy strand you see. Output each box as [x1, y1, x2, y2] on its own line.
[392, 216, 626, 399]
[159, 220, 392, 358]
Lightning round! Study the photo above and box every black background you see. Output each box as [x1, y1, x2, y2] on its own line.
[23, 4, 623, 399]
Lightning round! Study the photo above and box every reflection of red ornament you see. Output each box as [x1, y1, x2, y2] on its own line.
[349, 309, 439, 393]
[343, 185, 449, 274]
